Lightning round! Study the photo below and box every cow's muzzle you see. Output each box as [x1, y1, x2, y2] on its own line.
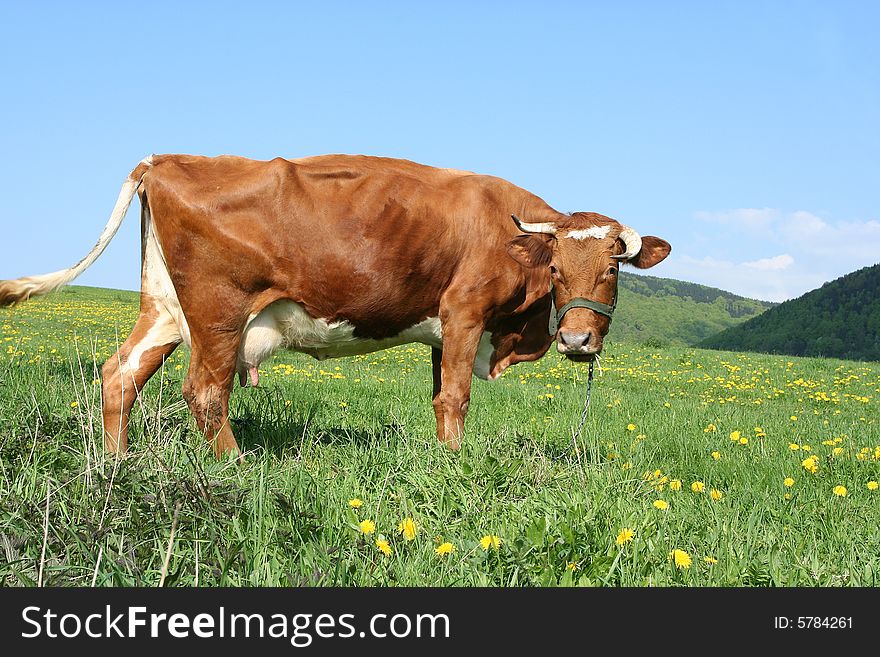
[557, 331, 601, 360]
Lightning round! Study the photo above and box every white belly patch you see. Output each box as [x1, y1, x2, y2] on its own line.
[237, 301, 497, 382]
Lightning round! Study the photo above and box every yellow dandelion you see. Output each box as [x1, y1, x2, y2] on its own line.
[375, 539, 392, 556]
[789, 443, 800, 451]
[866, 481, 878, 491]
[833, 485, 848, 497]
[802, 455, 819, 474]
[653, 499, 669, 510]
[710, 489, 723, 501]
[790, 415, 798, 421]
[348, 498, 363, 509]
[704, 556, 718, 565]
[480, 535, 502, 551]
[567, 562, 579, 571]
[669, 479, 682, 491]
[784, 477, 795, 488]
[832, 447, 843, 456]
[615, 528, 635, 546]
[70, 401, 78, 408]
[704, 423, 717, 433]
[397, 518, 417, 541]
[435, 542, 455, 556]
[738, 437, 748, 445]
[691, 481, 705, 493]
[729, 430, 741, 442]
[627, 423, 637, 431]
[784, 493, 792, 500]
[359, 519, 376, 535]
[670, 549, 692, 569]
[711, 451, 721, 460]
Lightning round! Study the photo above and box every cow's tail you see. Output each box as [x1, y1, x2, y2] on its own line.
[0, 155, 155, 307]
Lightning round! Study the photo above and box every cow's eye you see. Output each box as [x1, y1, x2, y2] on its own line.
[608, 267, 618, 276]
[550, 265, 559, 276]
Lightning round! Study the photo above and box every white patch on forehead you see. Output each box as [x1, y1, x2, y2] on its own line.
[565, 225, 612, 240]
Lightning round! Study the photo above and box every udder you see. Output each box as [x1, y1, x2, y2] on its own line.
[236, 311, 284, 386]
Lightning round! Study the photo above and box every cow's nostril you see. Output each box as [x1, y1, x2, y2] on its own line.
[560, 332, 591, 348]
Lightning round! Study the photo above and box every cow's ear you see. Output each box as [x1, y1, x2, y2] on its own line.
[628, 236, 671, 269]
[506, 235, 553, 314]
[506, 234, 553, 268]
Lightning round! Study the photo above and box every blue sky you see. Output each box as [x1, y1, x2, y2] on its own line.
[1, 1, 877, 301]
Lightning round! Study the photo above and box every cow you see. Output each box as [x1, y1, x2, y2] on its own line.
[0, 154, 670, 458]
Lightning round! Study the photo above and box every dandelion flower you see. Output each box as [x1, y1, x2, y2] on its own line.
[704, 556, 718, 565]
[738, 437, 748, 445]
[567, 562, 579, 571]
[480, 535, 502, 551]
[375, 539, 392, 556]
[691, 481, 705, 493]
[789, 443, 800, 451]
[349, 498, 363, 509]
[833, 485, 848, 497]
[627, 423, 637, 431]
[729, 430, 741, 442]
[397, 518, 417, 541]
[784, 477, 795, 488]
[615, 528, 635, 546]
[711, 451, 721, 460]
[868, 481, 878, 491]
[435, 542, 455, 556]
[669, 479, 682, 491]
[670, 549, 692, 569]
[784, 493, 792, 500]
[359, 519, 376, 535]
[70, 401, 78, 408]
[790, 415, 798, 421]
[704, 423, 717, 433]
[802, 455, 819, 474]
[710, 489, 723, 501]
[653, 499, 669, 510]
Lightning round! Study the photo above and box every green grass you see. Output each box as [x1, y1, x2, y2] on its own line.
[1, 287, 879, 586]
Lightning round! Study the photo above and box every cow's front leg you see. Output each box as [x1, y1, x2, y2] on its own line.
[432, 318, 484, 450]
[182, 338, 242, 460]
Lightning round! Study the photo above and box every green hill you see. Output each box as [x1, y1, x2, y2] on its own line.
[699, 263, 880, 361]
[609, 272, 774, 346]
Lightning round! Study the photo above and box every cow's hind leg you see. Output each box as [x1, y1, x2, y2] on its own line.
[182, 339, 241, 459]
[102, 303, 181, 454]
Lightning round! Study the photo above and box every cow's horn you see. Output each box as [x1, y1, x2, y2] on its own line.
[612, 226, 643, 260]
[511, 214, 557, 235]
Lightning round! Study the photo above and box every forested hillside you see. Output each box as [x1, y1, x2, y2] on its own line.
[699, 263, 880, 361]
[610, 272, 773, 346]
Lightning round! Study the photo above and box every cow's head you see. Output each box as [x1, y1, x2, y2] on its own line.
[506, 212, 671, 361]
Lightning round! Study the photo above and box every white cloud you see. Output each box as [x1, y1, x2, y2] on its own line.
[743, 254, 794, 270]
[671, 208, 880, 301]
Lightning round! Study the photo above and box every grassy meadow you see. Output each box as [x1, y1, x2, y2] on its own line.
[1, 286, 879, 587]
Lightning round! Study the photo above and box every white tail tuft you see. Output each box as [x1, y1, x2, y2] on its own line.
[0, 156, 153, 307]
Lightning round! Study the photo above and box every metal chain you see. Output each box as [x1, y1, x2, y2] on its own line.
[572, 359, 595, 444]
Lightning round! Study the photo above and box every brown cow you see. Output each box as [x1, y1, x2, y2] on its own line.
[0, 154, 670, 457]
